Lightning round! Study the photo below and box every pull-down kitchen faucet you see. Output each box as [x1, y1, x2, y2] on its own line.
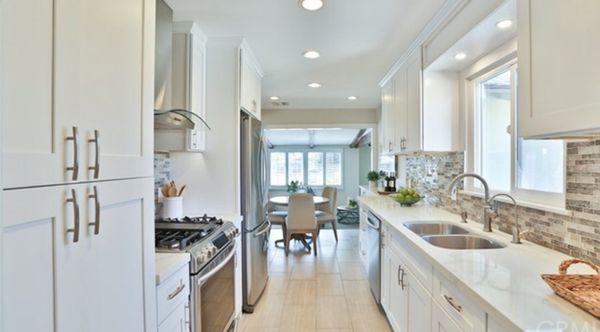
[489, 193, 527, 244]
[448, 173, 496, 232]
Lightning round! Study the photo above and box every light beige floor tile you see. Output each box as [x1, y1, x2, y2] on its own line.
[316, 330, 352, 332]
[243, 295, 285, 328]
[316, 274, 344, 296]
[316, 296, 352, 329]
[342, 280, 375, 305]
[265, 275, 290, 295]
[348, 303, 391, 332]
[291, 261, 318, 280]
[338, 262, 366, 280]
[279, 305, 317, 332]
[285, 280, 317, 305]
[335, 249, 360, 262]
[316, 259, 340, 274]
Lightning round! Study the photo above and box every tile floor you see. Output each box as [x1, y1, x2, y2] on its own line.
[238, 228, 392, 332]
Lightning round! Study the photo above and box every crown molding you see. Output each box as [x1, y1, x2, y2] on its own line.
[378, 0, 469, 87]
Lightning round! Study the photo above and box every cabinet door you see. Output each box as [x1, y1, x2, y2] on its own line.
[1, 0, 65, 189]
[432, 301, 462, 332]
[393, 70, 407, 154]
[386, 248, 408, 332]
[380, 225, 390, 312]
[406, 51, 422, 152]
[158, 302, 189, 332]
[54, 0, 154, 182]
[86, 178, 156, 332]
[518, 0, 600, 138]
[380, 81, 394, 154]
[240, 51, 261, 119]
[2, 186, 70, 332]
[406, 269, 431, 332]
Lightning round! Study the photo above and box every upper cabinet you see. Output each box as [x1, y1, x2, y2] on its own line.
[517, 0, 600, 138]
[379, 48, 461, 155]
[1, 0, 154, 189]
[155, 22, 208, 152]
[240, 44, 264, 120]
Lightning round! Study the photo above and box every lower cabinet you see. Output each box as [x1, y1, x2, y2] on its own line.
[158, 302, 189, 332]
[432, 301, 462, 332]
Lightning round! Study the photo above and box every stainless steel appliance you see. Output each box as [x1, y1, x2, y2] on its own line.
[155, 215, 240, 332]
[240, 111, 270, 313]
[367, 211, 382, 304]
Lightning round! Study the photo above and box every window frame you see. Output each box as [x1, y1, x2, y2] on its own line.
[268, 147, 344, 190]
[465, 58, 566, 208]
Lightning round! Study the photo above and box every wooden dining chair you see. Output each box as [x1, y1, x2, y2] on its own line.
[285, 193, 318, 256]
[267, 201, 287, 239]
[316, 186, 338, 241]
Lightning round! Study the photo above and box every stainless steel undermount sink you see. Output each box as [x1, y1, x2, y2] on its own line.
[422, 235, 505, 250]
[403, 222, 470, 236]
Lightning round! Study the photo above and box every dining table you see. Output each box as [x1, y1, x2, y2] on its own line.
[269, 195, 330, 251]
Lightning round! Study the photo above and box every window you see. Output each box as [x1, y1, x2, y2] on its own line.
[307, 152, 324, 186]
[288, 152, 304, 183]
[325, 152, 342, 186]
[269, 150, 343, 187]
[270, 152, 286, 186]
[469, 62, 565, 205]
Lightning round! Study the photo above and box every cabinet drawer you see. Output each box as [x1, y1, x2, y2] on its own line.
[158, 301, 189, 332]
[388, 228, 433, 292]
[433, 270, 485, 332]
[157, 265, 190, 324]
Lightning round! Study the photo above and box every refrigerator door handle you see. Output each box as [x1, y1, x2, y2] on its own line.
[253, 219, 271, 237]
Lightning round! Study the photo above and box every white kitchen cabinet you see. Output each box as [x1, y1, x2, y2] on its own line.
[405, 50, 422, 152]
[518, 0, 600, 138]
[158, 302, 189, 332]
[1, 0, 154, 189]
[432, 301, 462, 332]
[156, 22, 208, 152]
[1, 178, 156, 332]
[240, 44, 263, 120]
[380, 79, 395, 154]
[358, 208, 369, 272]
[393, 66, 408, 154]
[384, 237, 432, 332]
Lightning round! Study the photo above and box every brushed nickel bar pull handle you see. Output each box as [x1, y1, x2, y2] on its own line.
[88, 129, 100, 179]
[66, 189, 80, 243]
[167, 283, 185, 301]
[399, 266, 407, 290]
[444, 295, 463, 313]
[88, 186, 100, 235]
[65, 126, 80, 181]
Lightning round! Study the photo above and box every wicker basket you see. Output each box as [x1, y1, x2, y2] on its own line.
[541, 259, 600, 318]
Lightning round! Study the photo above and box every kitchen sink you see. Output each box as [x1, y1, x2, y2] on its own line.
[403, 222, 470, 236]
[422, 235, 505, 250]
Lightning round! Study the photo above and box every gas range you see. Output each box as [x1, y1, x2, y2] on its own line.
[155, 214, 239, 273]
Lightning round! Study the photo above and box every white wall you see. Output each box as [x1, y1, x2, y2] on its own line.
[268, 145, 362, 206]
[358, 145, 371, 186]
[262, 108, 377, 127]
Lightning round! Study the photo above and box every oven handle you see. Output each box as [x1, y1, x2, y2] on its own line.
[196, 245, 236, 285]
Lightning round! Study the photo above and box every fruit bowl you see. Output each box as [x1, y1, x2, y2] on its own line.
[390, 188, 422, 207]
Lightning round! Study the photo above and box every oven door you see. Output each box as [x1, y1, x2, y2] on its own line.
[191, 243, 236, 332]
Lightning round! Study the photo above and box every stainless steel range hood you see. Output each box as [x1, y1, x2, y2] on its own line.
[154, 0, 209, 131]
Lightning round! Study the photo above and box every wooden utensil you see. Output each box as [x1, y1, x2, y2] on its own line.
[178, 185, 187, 197]
[168, 185, 177, 197]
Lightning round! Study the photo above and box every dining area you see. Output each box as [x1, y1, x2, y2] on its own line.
[267, 187, 339, 256]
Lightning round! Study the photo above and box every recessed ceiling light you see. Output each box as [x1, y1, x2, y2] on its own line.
[454, 52, 467, 60]
[303, 50, 320, 59]
[347, 96, 358, 100]
[308, 82, 321, 88]
[269, 96, 279, 101]
[299, 0, 324, 11]
[496, 19, 513, 29]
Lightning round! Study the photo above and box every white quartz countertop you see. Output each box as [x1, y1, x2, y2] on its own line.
[155, 252, 190, 285]
[358, 195, 599, 331]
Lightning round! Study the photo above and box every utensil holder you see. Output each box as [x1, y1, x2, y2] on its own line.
[162, 196, 183, 219]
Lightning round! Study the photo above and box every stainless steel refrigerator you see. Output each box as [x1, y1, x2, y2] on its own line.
[240, 111, 270, 313]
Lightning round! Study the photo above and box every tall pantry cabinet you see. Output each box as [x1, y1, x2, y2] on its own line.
[0, 0, 156, 331]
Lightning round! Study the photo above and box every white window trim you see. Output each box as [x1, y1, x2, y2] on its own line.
[268, 147, 344, 190]
[464, 57, 566, 209]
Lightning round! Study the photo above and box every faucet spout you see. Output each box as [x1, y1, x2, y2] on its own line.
[448, 173, 494, 232]
[489, 193, 522, 244]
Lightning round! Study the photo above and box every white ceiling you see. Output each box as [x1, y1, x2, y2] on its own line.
[265, 128, 361, 146]
[167, 0, 446, 110]
[426, 0, 516, 72]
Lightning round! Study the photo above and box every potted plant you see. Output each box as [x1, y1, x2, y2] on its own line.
[287, 180, 301, 193]
[366, 171, 380, 191]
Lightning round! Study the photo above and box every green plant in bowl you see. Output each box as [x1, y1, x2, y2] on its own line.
[391, 188, 422, 207]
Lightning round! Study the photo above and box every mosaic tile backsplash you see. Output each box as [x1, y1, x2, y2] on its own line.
[403, 143, 600, 265]
[154, 152, 171, 217]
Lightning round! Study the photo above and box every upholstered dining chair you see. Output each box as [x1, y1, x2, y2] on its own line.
[316, 186, 338, 241]
[285, 193, 318, 256]
[267, 201, 287, 240]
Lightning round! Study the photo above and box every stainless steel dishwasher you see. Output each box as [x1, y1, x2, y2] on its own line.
[366, 211, 381, 304]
